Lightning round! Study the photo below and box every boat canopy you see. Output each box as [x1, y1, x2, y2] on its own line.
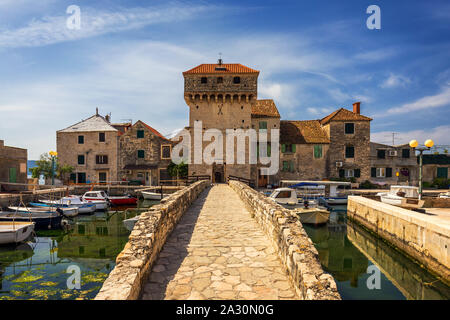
[289, 182, 320, 188]
[281, 180, 351, 187]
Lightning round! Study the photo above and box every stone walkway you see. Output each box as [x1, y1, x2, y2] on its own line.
[141, 184, 299, 300]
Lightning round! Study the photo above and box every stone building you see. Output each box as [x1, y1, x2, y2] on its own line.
[182, 61, 260, 183]
[0, 139, 27, 191]
[57, 111, 120, 184]
[370, 142, 418, 185]
[118, 120, 174, 185]
[420, 154, 449, 183]
[278, 103, 372, 184]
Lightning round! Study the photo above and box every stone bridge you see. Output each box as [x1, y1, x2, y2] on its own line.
[95, 181, 340, 300]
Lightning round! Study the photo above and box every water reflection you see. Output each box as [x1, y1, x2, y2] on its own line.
[303, 209, 450, 300]
[0, 210, 138, 300]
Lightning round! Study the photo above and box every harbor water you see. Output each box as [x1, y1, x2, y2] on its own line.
[303, 208, 450, 300]
[0, 200, 158, 300]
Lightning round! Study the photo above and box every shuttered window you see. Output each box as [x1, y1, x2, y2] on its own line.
[377, 149, 386, 159]
[354, 169, 361, 178]
[259, 121, 267, 130]
[345, 146, 354, 158]
[314, 145, 322, 159]
[99, 132, 105, 142]
[371, 167, 376, 177]
[437, 167, 448, 178]
[339, 169, 345, 178]
[345, 123, 354, 134]
[78, 135, 84, 144]
[386, 168, 392, 177]
[78, 155, 85, 165]
[137, 130, 144, 138]
[137, 150, 145, 158]
[96, 155, 108, 164]
[402, 149, 410, 158]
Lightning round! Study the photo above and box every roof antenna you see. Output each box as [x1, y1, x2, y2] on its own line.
[96, 107, 99, 116]
[218, 52, 223, 65]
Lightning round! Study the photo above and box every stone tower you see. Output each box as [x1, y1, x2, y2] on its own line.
[183, 60, 260, 182]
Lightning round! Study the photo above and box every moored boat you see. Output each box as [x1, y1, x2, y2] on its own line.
[123, 216, 139, 232]
[82, 191, 137, 206]
[376, 186, 420, 206]
[0, 221, 35, 245]
[8, 206, 78, 217]
[0, 212, 63, 230]
[141, 191, 168, 200]
[294, 207, 330, 225]
[37, 197, 96, 214]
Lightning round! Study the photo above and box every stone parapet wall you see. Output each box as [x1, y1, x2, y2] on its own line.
[228, 181, 341, 300]
[95, 180, 210, 300]
[347, 196, 450, 282]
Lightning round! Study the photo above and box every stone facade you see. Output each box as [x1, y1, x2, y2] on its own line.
[0, 139, 27, 191]
[420, 154, 449, 183]
[95, 180, 209, 300]
[118, 120, 173, 185]
[229, 181, 341, 299]
[57, 114, 120, 183]
[370, 142, 418, 185]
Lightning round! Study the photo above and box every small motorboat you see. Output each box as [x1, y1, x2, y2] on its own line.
[267, 188, 330, 225]
[294, 207, 330, 226]
[8, 206, 78, 217]
[281, 181, 351, 206]
[439, 191, 450, 199]
[0, 212, 63, 230]
[123, 216, 139, 232]
[0, 221, 35, 245]
[37, 196, 96, 214]
[141, 191, 168, 200]
[82, 191, 137, 206]
[376, 186, 420, 206]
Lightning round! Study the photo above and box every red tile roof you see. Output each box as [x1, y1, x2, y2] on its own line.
[280, 120, 330, 144]
[183, 63, 259, 75]
[251, 99, 280, 118]
[320, 108, 372, 125]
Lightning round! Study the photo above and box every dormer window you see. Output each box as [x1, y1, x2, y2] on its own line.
[233, 76, 240, 84]
[201, 77, 207, 84]
[217, 77, 223, 84]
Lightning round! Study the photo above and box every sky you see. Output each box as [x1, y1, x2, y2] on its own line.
[0, 0, 449, 159]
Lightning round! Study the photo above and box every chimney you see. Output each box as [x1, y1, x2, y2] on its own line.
[105, 114, 110, 123]
[218, 58, 223, 65]
[96, 107, 99, 116]
[353, 102, 361, 114]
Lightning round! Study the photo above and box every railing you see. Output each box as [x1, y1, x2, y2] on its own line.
[227, 175, 255, 188]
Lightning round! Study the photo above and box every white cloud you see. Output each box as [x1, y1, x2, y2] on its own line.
[307, 107, 334, 116]
[354, 47, 398, 62]
[0, 4, 215, 48]
[371, 125, 450, 145]
[385, 86, 450, 115]
[380, 73, 411, 88]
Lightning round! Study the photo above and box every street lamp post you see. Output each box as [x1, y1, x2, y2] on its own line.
[409, 139, 434, 200]
[49, 151, 58, 186]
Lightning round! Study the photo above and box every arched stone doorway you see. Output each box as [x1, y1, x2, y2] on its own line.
[212, 163, 225, 183]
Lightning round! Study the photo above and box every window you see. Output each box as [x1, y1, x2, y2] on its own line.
[99, 172, 107, 183]
[69, 173, 76, 183]
[77, 173, 86, 183]
[78, 155, 85, 165]
[282, 161, 294, 172]
[137, 130, 144, 139]
[281, 144, 296, 153]
[8, 168, 16, 183]
[345, 123, 354, 134]
[314, 145, 323, 159]
[276, 191, 292, 198]
[259, 121, 267, 130]
[233, 76, 240, 84]
[376, 168, 385, 177]
[159, 169, 171, 182]
[345, 169, 354, 178]
[78, 135, 84, 144]
[437, 167, 448, 178]
[217, 77, 223, 84]
[96, 155, 108, 164]
[161, 145, 171, 159]
[99, 132, 105, 142]
[354, 169, 361, 178]
[345, 146, 354, 158]
[386, 167, 392, 177]
[201, 77, 207, 84]
[377, 149, 386, 159]
[402, 149, 410, 158]
[137, 150, 145, 158]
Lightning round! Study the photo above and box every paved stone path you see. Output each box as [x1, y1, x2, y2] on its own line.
[141, 184, 299, 300]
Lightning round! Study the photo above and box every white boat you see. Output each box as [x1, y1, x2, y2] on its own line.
[281, 180, 351, 206]
[377, 186, 420, 206]
[82, 191, 137, 206]
[8, 206, 78, 217]
[141, 191, 168, 200]
[267, 187, 330, 225]
[80, 192, 110, 210]
[0, 221, 35, 244]
[123, 216, 139, 232]
[439, 191, 450, 199]
[39, 196, 96, 214]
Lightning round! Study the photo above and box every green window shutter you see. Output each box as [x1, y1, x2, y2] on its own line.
[281, 144, 286, 153]
[78, 155, 85, 165]
[292, 144, 296, 153]
[386, 168, 392, 177]
[137, 130, 144, 138]
[314, 145, 322, 158]
[259, 121, 267, 129]
[9, 168, 17, 183]
[138, 150, 145, 158]
[339, 169, 345, 178]
[437, 167, 448, 178]
[354, 169, 361, 178]
[257, 144, 259, 157]
[290, 161, 294, 172]
[371, 167, 377, 178]
[267, 144, 271, 157]
[282, 161, 288, 171]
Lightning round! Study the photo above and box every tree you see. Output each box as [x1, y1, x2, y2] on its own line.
[31, 153, 73, 183]
[167, 161, 188, 180]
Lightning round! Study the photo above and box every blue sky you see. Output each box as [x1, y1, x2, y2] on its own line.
[0, 0, 449, 159]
